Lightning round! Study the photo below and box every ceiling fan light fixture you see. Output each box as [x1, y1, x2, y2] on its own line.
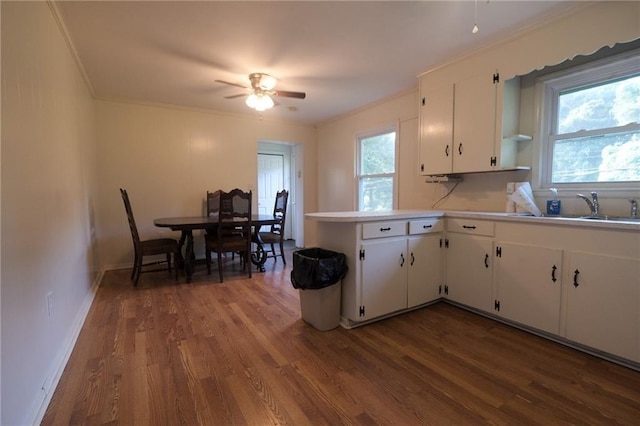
[259, 74, 277, 90]
[246, 92, 274, 111]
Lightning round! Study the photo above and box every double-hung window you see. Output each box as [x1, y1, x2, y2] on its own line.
[539, 51, 640, 188]
[357, 127, 397, 211]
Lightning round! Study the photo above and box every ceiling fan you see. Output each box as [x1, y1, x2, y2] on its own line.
[215, 73, 306, 111]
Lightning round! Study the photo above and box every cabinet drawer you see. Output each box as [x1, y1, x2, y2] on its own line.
[447, 218, 494, 236]
[362, 221, 406, 239]
[409, 218, 443, 235]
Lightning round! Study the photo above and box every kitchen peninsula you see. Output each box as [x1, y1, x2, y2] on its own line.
[306, 210, 640, 370]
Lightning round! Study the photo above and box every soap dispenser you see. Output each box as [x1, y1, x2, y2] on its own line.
[546, 188, 561, 215]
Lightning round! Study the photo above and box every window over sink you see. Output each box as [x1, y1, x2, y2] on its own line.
[538, 49, 640, 188]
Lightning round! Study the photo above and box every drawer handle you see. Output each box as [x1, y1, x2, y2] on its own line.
[422, 224, 433, 229]
[458, 143, 463, 155]
[380, 227, 391, 232]
[484, 254, 489, 268]
[410, 252, 415, 266]
[400, 253, 405, 267]
[573, 269, 580, 288]
[462, 225, 477, 230]
[551, 265, 557, 283]
[445, 145, 449, 157]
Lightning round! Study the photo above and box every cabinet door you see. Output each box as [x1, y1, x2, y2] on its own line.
[407, 234, 442, 308]
[360, 238, 408, 321]
[495, 242, 563, 335]
[446, 234, 493, 312]
[419, 84, 454, 175]
[565, 252, 639, 362]
[453, 73, 497, 173]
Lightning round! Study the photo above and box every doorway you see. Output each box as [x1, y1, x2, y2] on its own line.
[257, 142, 303, 247]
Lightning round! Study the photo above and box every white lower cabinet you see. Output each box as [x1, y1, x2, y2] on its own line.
[445, 219, 494, 312]
[359, 218, 443, 320]
[565, 252, 640, 362]
[314, 213, 639, 365]
[359, 237, 408, 321]
[407, 233, 442, 308]
[315, 216, 443, 326]
[494, 242, 563, 335]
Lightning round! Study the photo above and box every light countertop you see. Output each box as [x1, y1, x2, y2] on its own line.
[306, 209, 640, 231]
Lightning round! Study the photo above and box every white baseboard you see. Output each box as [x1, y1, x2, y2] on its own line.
[32, 269, 105, 425]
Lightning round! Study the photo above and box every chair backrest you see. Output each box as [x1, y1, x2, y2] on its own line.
[120, 188, 141, 248]
[218, 188, 252, 238]
[206, 190, 221, 217]
[270, 189, 289, 235]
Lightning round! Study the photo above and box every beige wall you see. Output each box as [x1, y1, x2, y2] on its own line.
[1, 2, 99, 424]
[316, 91, 429, 212]
[95, 100, 317, 268]
[313, 1, 640, 243]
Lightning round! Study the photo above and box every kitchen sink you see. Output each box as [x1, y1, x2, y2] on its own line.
[578, 215, 640, 223]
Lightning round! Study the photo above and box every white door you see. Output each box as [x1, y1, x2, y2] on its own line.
[257, 154, 284, 215]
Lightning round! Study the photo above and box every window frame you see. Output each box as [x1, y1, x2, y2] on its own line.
[536, 49, 640, 192]
[356, 125, 399, 212]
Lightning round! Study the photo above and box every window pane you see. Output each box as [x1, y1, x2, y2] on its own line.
[361, 132, 396, 175]
[360, 177, 393, 211]
[552, 130, 640, 183]
[557, 75, 640, 134]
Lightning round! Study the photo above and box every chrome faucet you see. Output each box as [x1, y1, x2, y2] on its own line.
[630, 199, 638, 218]
[577, 192, 599, 216]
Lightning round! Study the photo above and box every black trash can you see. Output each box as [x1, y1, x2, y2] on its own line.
[291, 248, 348, 331]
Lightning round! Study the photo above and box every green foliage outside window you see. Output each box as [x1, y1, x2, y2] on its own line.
[359, 131, 396, 211]
[552, 74, 640, 183]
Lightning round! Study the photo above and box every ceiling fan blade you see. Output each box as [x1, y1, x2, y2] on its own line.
[224, 93, 246, 99]
[215, 79, 247, 89]
[275, 90, 306, 99]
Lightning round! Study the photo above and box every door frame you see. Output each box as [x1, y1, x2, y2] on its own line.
[257, 141, 303, 247]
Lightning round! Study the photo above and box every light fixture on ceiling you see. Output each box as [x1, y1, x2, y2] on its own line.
[472, 0, 479, 34]
[246, 92, 275, 111]
[245, 73, 277, 111]
[216, 73, 306, 112]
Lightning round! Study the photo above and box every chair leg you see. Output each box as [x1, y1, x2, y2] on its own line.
[270, 243, 276, 258]
[244, 250, 252, 278]
[133, 254, 143, 286]
[166, 253, 172, 274]
[206, 247, 211, 275]
[279, 240, 286, 265]
[217, 251, 224, 283]
[173, 253, 178, 280]
[131, 250, 138, 279]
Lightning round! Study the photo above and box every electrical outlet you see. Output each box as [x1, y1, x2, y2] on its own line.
[46, 292, 53, 317]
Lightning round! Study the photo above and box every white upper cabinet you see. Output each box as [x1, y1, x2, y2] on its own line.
[453, 73, 499, 173]
[419, 84, 454, 175]
[420, 72, 521, 175]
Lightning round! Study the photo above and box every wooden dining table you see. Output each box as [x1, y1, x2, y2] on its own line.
[154, 214, 280, 282]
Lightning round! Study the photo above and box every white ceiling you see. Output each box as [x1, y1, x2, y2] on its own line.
[56, 1, 577, 125]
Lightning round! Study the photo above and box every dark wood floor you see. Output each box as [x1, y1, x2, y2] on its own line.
[43, 244, 640, 425]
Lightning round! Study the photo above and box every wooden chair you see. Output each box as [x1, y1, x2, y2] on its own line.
[206, 190, 221, 217]
[258, 189, 289, 264]
[205, 188, 253, 282]
[120, 188, 179, 286]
